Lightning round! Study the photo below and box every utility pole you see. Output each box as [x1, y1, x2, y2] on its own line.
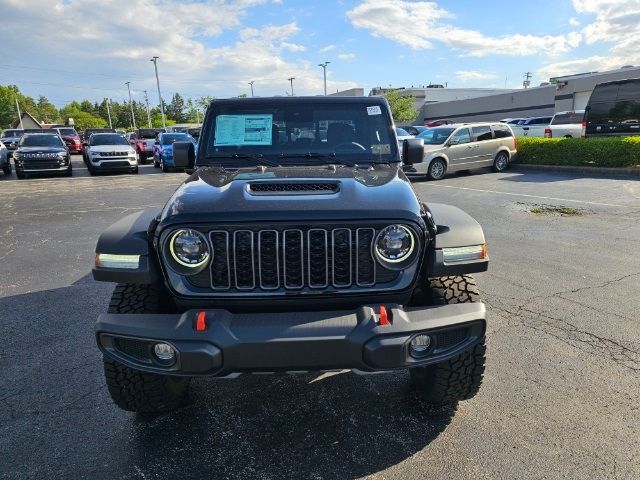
[144, 90, 152, 128]
[15, 98, 23, 128]
[150, 56, 166, 128]
[105, 98, 113, 129]
[523, 72, 532, 89]
[288, 77, 295, 96]
[125, 81, 136, 129]
[195, 108, 201, 124]
[248, 80, 255, 97]
[318, 62, 330, 96]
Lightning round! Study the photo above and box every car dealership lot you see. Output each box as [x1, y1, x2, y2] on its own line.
[1, 167, 639, 479]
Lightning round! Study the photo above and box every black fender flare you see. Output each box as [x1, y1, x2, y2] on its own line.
[93, 208, 161, 284]
[424, 203, 488, 276]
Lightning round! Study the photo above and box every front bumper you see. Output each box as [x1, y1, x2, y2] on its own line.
[96, 303, 486, 376]
[91, 157, 137, 170]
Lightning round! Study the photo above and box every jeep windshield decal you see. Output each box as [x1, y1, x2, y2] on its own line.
[202, 102, 398, 166]
[214, 114, 273, 146]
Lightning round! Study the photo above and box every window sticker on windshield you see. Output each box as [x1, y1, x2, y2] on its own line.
[371, 143, 391, 154]
[367, 106, 382, 116]
[214, 114, 273, 146]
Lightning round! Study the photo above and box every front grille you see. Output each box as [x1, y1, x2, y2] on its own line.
[99, 151, 129, 157]
[101, 161, 130, 168]
[24, 161, 61, 169]
[193, 225, 402, 293]
[249, 182, 340, 195]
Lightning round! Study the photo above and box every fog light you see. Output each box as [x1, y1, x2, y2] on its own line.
[409, 334, 432, 358]
[153, 343, 176, 362]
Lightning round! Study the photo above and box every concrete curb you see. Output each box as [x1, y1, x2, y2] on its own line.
[512, 163, 640, 178]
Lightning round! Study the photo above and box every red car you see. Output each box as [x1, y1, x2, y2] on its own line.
[55, 127, 82, 154]
[129, 128, 165, 164]
[424, 119, 453, 128]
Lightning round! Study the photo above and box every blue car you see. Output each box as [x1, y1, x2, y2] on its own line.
[153, 132, 198, 172]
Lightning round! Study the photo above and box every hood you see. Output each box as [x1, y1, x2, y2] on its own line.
[1, 136, 21, 144]
[88, 145, 134, 153]
[17, 146, 66, 154]
[158, 164, 424, 227]
[422, 143, 446, 153]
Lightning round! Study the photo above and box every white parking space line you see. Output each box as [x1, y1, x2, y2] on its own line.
[425, 183, 629, 208]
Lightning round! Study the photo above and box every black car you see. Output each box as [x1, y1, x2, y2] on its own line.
[13, 133, 72, 179]
[585, 78, 640, 137]
[92, 96, 489, 414]
[0, 128, 25, 158]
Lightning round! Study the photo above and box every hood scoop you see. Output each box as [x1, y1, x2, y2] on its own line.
[248, 181, 340, 196]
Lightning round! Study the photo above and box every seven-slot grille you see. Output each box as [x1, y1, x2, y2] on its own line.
[203, 226, 394, 292]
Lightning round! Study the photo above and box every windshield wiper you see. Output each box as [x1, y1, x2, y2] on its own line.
[205, 153, 281, 167]
[279, 152, 356, 167]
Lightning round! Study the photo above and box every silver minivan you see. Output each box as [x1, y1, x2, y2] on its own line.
[405, 123, 517, 180]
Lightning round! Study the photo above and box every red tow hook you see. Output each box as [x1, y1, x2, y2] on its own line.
[378, 306, 390, 326]
[195, 311, 207, 331]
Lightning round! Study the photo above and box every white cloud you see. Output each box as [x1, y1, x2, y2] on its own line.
[347, 0, 581, 56]
[455, 70, 497, 81]
[569, 17, 580, 27]
[539, 1, 640, 79]
[319, 44, 336, 53]
[338, 53, 356, 60]
[0, 0, 356, 103]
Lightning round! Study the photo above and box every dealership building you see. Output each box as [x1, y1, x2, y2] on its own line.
[414, 66, 640, 124]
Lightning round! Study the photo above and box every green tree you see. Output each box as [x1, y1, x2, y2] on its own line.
[37, 96, 60, 123]
[383, 90, 418, 123]
[166, 93, 186, 122]
[59, 102, 107, 130]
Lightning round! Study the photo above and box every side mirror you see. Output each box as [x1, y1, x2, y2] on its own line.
[448, 137, 460, 146]
[402, 138, 424, 165]
[173, 141, 195, 169]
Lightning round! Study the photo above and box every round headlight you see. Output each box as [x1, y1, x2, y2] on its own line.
[375, 225, 415, 264]
[169, 229, 210, 268]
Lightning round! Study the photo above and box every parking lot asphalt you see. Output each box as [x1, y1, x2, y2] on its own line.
[1, 160, 639, 479]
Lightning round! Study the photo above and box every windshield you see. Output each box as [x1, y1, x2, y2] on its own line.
[58, 128, 77, 136]
[163, 133, 194, 145]
[139, 129, 161, 139]
[417, 127, 455, 145]
[90, 134, 129, 146]
[20, 134, 64, 147]
[396, 127, 410, 136]
[2, 130, 24, 138]
[203, 102, 396, 164]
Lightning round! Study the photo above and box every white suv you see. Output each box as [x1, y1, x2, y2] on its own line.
[86, 133, 138, 175]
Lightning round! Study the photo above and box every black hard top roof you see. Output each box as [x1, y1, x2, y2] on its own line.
[210, 96, 389, 106]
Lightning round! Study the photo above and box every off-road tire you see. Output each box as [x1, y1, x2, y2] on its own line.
[410, 275, 486, 404]
[103, 283, 190, 413]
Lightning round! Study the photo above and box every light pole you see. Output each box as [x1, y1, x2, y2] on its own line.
[105, 98, 113, 129]
[318, 61, 330, 96]
[125, 81, 136, 129]
[288, 77, 295, 96]
[248, 80, 255, 97]
[150, 56, 166, 128]
[144, 90, 152, 128]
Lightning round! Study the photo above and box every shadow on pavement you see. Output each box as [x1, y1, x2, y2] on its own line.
[1, 274, 457, 479]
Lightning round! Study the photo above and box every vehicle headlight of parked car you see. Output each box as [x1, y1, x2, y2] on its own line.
[164, 229, 210, 274]
[374, 224, 418, 269]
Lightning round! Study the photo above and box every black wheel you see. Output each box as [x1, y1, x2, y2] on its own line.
[409, 275, 486, 404]
[153, 156, 160, 168]
[102, 283, 190, 413]
[161, 158, 171, 173]
[138, 153, 147, 165]
[427, 158, 447, 180]
[64, 166, 72, 177]
[492, 152, 509, 172]
[2, 163, 11, 175]
[132, 167, 139, 174]
[16, 169, 26, 180]
[88, 164, 96, 176]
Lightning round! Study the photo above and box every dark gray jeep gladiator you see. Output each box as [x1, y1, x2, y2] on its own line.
[93, 96, 489, 413]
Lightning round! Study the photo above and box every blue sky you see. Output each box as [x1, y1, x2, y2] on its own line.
[0, 0, 636, 108]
